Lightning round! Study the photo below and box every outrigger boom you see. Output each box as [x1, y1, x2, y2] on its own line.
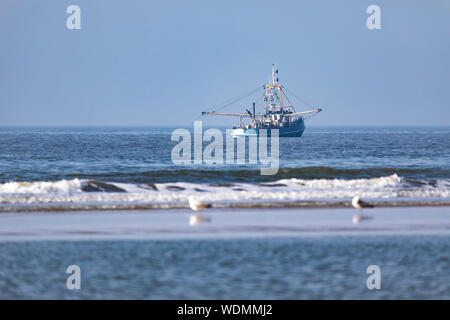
[201, 65, 322, 137]
[202, 109, 321, 117]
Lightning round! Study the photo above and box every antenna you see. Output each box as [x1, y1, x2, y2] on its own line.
[271, 63, 280, 85]
[272, 64, 276, 85]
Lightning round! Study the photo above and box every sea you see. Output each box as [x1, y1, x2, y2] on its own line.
[0, 126, 449, 299]
[0, 235, 448, 299]
[0, 126, 449, 212]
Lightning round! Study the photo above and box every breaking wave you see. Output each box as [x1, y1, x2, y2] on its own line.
[0, 174, 449, 212]
[61, 166, 450, 184]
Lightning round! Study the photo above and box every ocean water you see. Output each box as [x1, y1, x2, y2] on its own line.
[0, 235, 448, 299]
[1, 127, 449, 300]
[0, 126, 449, 211]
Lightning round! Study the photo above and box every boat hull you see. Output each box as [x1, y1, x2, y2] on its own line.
[231, 119, 305, 137]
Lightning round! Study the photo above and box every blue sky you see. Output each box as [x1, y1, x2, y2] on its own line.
[0, 0, 449, 126]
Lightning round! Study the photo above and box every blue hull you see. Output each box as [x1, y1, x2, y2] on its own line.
[231, 119, 305, 137]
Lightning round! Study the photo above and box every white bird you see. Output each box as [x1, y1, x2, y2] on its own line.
[189, 214, 211, 226]
[352, 196, 374, 209]
[351, 196, 374, 224]
[188, 196, 212, 212]
[188, 196, 212, 226]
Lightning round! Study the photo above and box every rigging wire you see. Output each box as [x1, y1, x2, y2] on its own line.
[280, 86, 296, 112]
[283, 86, 312, 107]
[188, 83, 321, 125]
[189, 85, 264, 124]
[204, 85, 263, 113]
[254, 91, 266, 115]
[282, 85, 322, 120]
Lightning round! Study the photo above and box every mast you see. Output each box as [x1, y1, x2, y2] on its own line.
[265, 64, 283, 112]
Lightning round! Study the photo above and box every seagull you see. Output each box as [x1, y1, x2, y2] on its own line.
[188, 196, 212, 212]
[188, 196, 212, 226]
[351, 196, 374, 224]
[352, 196, 374, 209]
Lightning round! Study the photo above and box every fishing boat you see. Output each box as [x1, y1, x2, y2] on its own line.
[202, 65, 322, 137]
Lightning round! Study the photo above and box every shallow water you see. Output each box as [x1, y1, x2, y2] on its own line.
[0, 235, 448, 299]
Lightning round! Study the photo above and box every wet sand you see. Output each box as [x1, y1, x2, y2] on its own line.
[0, 206, 449, 241]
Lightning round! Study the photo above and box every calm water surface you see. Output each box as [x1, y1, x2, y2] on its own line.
[0, 235, 448, 299]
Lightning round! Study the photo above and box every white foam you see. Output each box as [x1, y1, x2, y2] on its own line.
[0, 175, 449, 208]
[0, 179, 84, 195]
[278, 174, 403, 190]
